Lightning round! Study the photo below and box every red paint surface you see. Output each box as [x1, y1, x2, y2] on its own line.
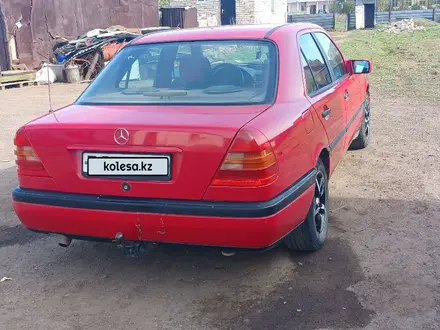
[13, 186, 313, 248]
[12, 24, 370, 248]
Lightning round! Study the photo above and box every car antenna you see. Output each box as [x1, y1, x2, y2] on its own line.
[46, 42, 54, 113]
[47, 64, 53, 113]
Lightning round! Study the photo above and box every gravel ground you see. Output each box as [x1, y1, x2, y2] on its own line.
[0, 84, 439, 330]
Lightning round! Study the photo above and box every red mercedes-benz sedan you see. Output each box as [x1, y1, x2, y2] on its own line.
[12, 23, 371, 253]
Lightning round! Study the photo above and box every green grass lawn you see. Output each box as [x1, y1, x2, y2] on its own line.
[333, 20, 440, 103]
[334, 14, 347, 32]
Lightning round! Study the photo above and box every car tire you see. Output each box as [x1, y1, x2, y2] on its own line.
[349, 92, 371, 150]
[284, 159, 328, 252]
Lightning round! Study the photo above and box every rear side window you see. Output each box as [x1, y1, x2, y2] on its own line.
[314, 32, 347, 80]
[301, 53, 317, 94]
[299, 34, 332, 91]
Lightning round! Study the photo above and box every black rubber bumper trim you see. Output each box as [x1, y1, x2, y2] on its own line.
[12, 169, 316, 218]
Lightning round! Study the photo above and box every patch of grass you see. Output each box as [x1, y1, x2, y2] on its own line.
[335, 22, 440, 103]
[413, 18, 439, 28]
[335, 14, 347, 32]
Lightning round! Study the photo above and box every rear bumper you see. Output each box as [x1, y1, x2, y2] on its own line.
[12, 170, 315, 248]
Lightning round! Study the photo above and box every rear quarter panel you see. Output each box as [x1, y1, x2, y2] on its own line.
[203, 26, 331, 202]
[240, 26, 331, 197]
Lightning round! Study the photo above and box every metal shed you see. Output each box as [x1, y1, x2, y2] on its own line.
[355, 0, 377, 29]
[2, 0, 159, 69]
[0, 0, 10, 71]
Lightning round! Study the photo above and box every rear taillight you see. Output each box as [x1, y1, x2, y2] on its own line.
[15, 146, 40, 163]
[14, 127, 49, 176]
[211, 128, 278, 187]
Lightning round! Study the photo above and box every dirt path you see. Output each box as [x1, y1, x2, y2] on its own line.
[0, 85, 439, 330]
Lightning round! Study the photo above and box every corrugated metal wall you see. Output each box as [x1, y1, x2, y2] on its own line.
[0, 0, 10, 71]
[375, 9, 436, 24]
[4, 0, 159, 69]
[347, 12, 356, 30]
[348, 9, 438, 28]
[287, 14, 336, 31]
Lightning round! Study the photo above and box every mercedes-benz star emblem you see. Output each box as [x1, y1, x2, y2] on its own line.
[114, 128, 129, 145]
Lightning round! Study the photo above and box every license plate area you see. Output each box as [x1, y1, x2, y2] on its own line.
[82, 152, 171, 181]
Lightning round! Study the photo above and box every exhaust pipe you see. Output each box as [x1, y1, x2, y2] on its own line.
[58, 235, 72, 248]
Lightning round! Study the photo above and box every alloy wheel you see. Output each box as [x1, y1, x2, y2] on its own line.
[314, 171, 327, 235]
[364, 96, 371, 137]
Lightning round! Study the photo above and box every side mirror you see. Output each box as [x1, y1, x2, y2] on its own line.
[347, 60, 372, 74]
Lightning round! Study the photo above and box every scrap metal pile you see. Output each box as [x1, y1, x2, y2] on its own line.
[52, 26, 172, 80]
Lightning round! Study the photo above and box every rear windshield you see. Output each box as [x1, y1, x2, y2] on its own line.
[76, 40, 277, 105]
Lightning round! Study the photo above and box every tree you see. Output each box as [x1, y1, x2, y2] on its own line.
[159, 0, 170, 8]
[333, 0, 355, 14]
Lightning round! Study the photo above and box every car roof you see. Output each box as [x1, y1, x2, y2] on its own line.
[132, 23, 323, 45]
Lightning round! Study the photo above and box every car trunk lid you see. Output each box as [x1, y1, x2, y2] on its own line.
[24, 104, 271, 200]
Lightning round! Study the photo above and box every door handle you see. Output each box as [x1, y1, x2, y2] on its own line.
[322, 108, 331, 118]
[344, 92, 350, 100]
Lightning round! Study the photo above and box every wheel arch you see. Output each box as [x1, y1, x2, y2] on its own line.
[318, 148, 330, 178]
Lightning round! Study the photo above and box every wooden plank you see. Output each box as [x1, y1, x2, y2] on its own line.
[0, 72, 36, 84]
[0, 80, 40, 91]
[12, 64, 30, 71]
[1, 70, 35, 76]
[85, 52, 100, 81]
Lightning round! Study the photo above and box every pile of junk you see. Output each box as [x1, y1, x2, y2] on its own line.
[39, 26, 172, 84]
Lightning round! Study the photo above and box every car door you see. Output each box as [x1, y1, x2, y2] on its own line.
[313, 32, 360, 151]
[299, 33, 346, 170]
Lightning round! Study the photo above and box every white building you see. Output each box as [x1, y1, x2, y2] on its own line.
[171, 0, 288, 27]
[287, 0, 332, 14]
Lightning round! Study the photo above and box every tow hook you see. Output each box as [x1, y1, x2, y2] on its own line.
[113, 232, 158, 257]
[221, 250, 236, 257]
